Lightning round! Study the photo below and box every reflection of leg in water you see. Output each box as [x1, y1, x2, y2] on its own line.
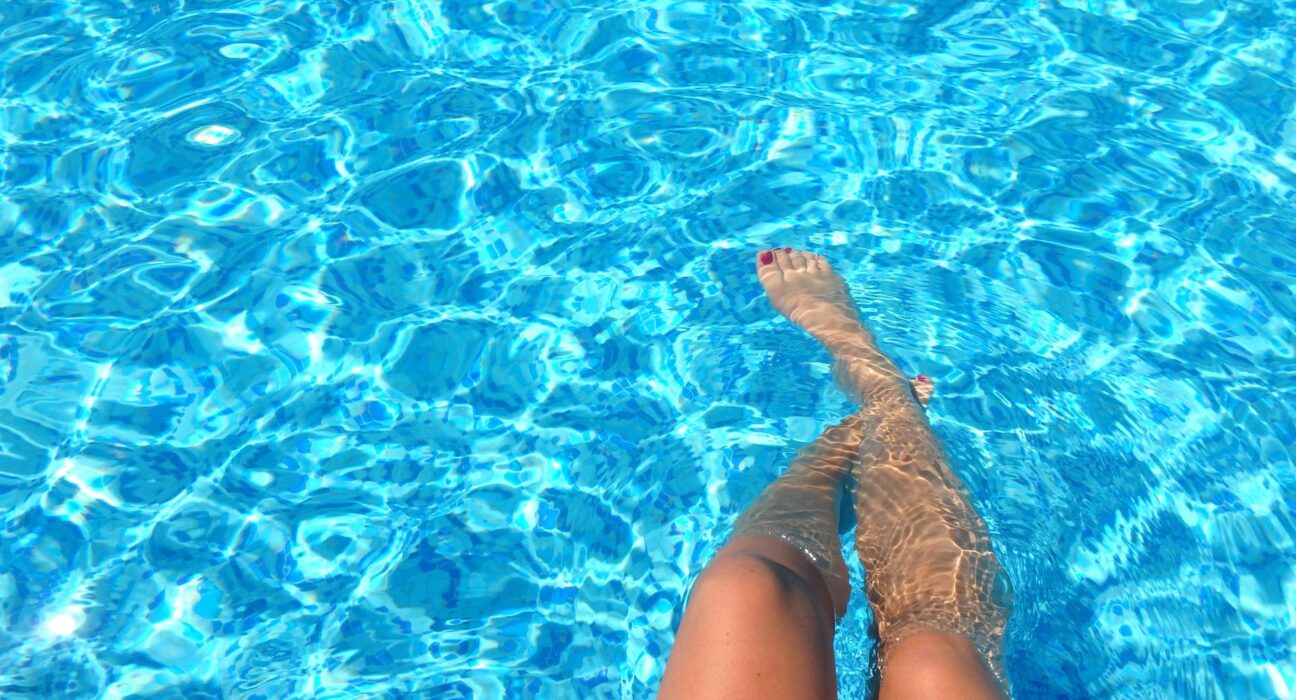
[659, 248, 1009, 700]
[756, 247, 1010, 698]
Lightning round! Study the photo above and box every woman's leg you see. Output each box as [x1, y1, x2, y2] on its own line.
[658, 413, 865, 700]
[753, 248, 1009, 699]
[842, 356, 1008, 700]
[844, 365, 1005, 694]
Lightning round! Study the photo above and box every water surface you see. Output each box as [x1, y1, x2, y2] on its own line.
[1, 0, 1295, 698]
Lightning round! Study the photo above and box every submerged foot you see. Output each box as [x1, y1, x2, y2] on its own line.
[910, 375, 933, 409]
[756, 248, 868, 353]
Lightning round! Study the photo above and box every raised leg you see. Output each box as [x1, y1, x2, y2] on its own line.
[730, 412, 867, 616]
[659, 412, 867, 700]
[657, 535, 837, 700]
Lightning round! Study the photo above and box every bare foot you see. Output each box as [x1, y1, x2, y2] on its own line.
[910, 375, 933, 409]
[758, 247, 920, 406]
[755, 248, 869, 353]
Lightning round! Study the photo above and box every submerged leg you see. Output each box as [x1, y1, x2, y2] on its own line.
[659, 413, 867, 700]
[844, 359, 1009, 700]
[755, 247, 1009, 699]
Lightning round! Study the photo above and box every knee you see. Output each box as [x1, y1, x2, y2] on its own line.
[886, 631, 981, 666]
[882, 632, 1002, 699]
[689, 551, 825, 619]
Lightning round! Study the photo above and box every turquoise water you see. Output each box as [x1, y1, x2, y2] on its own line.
[2, 0, 1295, 697]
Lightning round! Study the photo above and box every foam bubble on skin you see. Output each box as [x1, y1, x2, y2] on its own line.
[187, 124, 240, 147]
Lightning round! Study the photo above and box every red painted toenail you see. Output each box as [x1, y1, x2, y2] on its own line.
[783, 247, 792, 253]
[917, 375, 930, 382]
[759, 251, 773, 265]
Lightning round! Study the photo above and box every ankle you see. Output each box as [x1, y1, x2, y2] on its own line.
[813, 324, 877, 355]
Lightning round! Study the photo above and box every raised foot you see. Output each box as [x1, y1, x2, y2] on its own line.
[755, 248, 868, 353]
[757, 247, 933, 408]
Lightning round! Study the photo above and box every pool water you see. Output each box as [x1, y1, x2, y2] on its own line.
[2, 0, 1295, 697]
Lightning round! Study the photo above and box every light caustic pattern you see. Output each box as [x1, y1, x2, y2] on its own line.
[1, 0, 1295, 698]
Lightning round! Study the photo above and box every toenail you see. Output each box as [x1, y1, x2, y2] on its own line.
[917, 375, 930, 383]
[759, 251, 774, 265]
[783, 247, 792, 253]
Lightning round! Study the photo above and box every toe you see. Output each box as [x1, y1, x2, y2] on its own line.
[756, 249, 783, 284]
[810, 253, 829, 271]
[773, 247, 794, 270]
[788, 250, 809, 270]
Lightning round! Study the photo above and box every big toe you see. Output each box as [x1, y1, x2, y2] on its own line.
[756, 248, 785, 280]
